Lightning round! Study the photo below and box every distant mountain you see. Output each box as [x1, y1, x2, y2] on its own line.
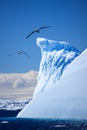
[17, 37, 87, 119]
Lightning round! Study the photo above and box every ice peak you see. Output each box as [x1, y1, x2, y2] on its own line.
[36, 37, 79, 54]
[33, 37, 80, 97]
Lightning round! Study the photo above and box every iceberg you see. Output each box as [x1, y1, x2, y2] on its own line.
[17, 37, 87, 119]
[0, 99, 31, 110]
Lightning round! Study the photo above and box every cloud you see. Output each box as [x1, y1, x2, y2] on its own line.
[0, 71, 38, 89]
[0, 71, 38, 100]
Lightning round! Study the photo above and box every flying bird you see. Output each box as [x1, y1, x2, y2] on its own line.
[8, 51, 30, 58]
[25, 26, 51, 39]
[16, 51, 30, 58]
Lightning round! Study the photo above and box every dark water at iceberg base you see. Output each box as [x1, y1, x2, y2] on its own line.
[0, 110, 87, 130]
[0, 117, 87, 130]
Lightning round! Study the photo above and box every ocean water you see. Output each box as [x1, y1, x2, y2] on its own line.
[0, 110, 87, 130]
[0, 117, 87, 130]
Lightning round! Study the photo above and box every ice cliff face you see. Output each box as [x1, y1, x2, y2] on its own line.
[33, 38, 80, 97]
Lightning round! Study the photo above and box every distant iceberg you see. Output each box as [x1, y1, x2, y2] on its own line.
[17, 37, 87, 119]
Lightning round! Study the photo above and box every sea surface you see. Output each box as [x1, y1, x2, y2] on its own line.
[0, 110, 87, 130]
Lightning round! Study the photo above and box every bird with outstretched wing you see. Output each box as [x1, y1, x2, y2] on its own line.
[25, 26, 51, 39]
[8, 51, 30, 58]
[16, 51, 30, 58]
